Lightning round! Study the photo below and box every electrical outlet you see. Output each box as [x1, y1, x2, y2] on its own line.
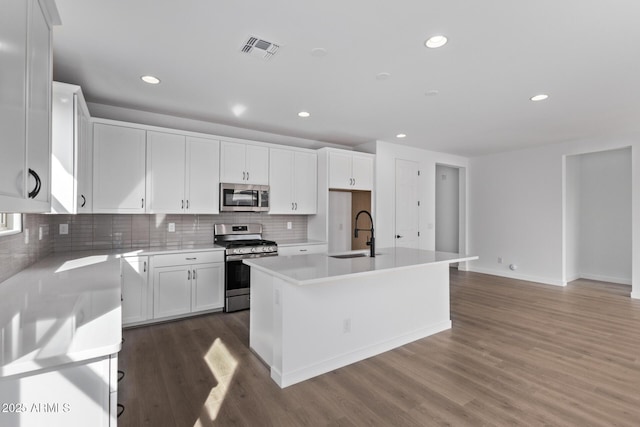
[168, 223, 175, 232]
[343, 318, 351, 334]
[24, 228, 29, 244]
[59, 224, 69, 235]
[287, 221, 292, 230]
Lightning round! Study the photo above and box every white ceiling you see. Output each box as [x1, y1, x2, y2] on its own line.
[52, 0, 640, 157]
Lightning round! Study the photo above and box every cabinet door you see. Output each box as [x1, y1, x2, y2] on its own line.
[269, 148, 294, 214]
[77, 108, 93, 212]
[121, 256, 149, 325]
[0, 0, 28, 203]
[328, 151, 353, 189]
[352, 155, 374, 190]
[146, 131, 186, 213]
[293, 151, 317, 214]
[25, 0, 52, 208]
[93, 123, 146, 213]
[220, 141, 246, 183]
[191, 262, 224, 312]
[245, 144, 269, 184]
[186, 137, 219, 214]
[153, 265, 192, 318]
[51, 84, 76, 213]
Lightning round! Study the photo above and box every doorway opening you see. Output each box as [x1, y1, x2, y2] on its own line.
[563, 147, 632, 286]
[435, 164, 467, 268]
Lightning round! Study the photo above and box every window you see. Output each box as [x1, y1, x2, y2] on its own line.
[0, 213, 22, 237]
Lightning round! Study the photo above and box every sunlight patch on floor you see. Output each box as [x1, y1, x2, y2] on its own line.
[194, 338, 239, 425]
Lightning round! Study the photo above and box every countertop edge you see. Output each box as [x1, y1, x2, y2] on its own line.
[245, 254, 479, 286]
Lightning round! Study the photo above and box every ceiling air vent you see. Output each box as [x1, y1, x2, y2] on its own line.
[241, 36, 280, 60]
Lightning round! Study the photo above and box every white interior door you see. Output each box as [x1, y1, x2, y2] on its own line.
[395, 159, 420, 248]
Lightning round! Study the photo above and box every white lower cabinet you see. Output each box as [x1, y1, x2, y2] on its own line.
[151, 251, 224, 321]
[121, 256, 150, 325]
[278, 243, 328, 257]
[0, 354, 118, 427]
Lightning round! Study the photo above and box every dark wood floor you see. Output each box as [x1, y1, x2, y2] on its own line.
[118, 271, 640, 426]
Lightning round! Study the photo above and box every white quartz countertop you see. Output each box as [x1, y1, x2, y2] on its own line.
[244, 247, 478, 285]
[0, 250, 123, 379]
[121, 244, 225, 256]
[276, 239, 327, 247]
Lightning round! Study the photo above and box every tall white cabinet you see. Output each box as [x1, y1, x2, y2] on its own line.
[146, 131, 220, 214]
[51, 82, 93, 213]
[93, 123, 147, 213]
[0, 0, 60, 212]
[269, 147, 317, 214]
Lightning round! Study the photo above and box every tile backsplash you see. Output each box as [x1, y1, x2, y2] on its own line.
[51, 213, 307, 252]
[0, 214, 52, 283]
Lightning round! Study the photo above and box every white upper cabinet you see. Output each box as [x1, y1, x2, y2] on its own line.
[146, 131, 186, 213]
[186, 136, 220, 214]
[269, 148, 317, 214]
[0, 0, 60, 213]
[93, 123, 147, 213]
[51, 82, 92, 214]
[329, 151, 374, 191]
[220, 141, 269, 184]
[146, 132, 220, 214]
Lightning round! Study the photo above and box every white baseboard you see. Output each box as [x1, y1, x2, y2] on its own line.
[467, 266, 566, 287]
[273, 320, 452, 388]
[631, 292, 640, 300]
[578, 273, 632, 286]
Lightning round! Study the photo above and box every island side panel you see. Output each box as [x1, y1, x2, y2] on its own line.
[277, 263, 451, 388]
[249, 268, 275, 366]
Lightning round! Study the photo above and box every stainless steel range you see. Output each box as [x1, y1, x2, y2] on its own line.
[214, 223, 277, 312]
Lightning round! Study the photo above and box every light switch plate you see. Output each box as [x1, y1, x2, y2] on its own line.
[287, 221, 292, 230]
[168, 223, 176, 232]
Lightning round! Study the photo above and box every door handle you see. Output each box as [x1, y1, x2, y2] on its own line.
[28, 169, 41, 199]
[396, 235, 403, 239]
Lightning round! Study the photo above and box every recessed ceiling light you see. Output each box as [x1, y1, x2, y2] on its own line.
[425, 90, 440, 97]
[396, 133, 407, 138]
[376, 72, 391, 81]
[311, 47, 328, 57]
[141, 75, 161, 85]
[298, 111, 310, 118]
[425, 35, 448, 49]
[530, 94, 549, 102]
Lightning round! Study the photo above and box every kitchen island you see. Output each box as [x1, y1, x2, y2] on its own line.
[244, 247, 477, 388]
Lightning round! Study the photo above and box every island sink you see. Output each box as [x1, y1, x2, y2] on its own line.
[329, 253, 381, 259]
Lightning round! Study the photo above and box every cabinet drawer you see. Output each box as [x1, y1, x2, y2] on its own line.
[278, 244, 328, 257]
[152, 251, 223, 267]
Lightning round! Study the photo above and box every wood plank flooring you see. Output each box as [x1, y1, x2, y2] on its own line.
[118, 271, 640, 426]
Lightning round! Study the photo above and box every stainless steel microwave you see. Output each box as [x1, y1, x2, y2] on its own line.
[220, 183, 269, 212]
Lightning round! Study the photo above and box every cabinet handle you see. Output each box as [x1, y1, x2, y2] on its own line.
[80, 195, 86, 207]
[182, 200, 184, 209]
[28, 169, 42, 199]
[141, 198, 145, 208]
[246, 171, 250, 181]
[193, 269, 196, 280]
[292, 202, 295, 210]
[186, 257, 197, 260]
[188, 270, 191, 280]
[294, 202, 298, 210]
[243, 171, 246, 180]
[143, 261, 147, 272]
[186, 200, 189, 209]
[300, 249, 308, 252]
[396, 235, 403, 239]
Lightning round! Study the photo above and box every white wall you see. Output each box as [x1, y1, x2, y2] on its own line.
[435, 165, 459, 253]
[564, 155, 581, 282]
[577, 148, 632, 284]
[361, 141, 468, 255]
[468, 135, 639, 298]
